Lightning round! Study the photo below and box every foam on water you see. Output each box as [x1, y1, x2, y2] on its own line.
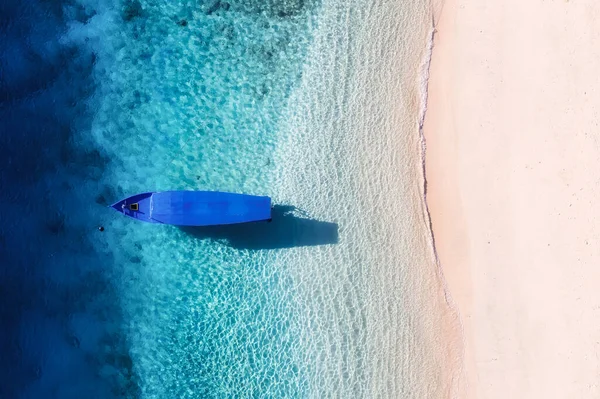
[271, 0, 456, 396]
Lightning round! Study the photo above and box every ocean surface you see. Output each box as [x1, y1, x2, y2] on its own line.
[0, 0, 456, 398]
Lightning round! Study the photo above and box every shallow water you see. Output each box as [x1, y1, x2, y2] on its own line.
[1, 0, 454, 397]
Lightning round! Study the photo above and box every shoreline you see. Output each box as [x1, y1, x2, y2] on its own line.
[417, 5, 468, 398]
[423, 1, 600, 398]
[419, 1, 470, 398]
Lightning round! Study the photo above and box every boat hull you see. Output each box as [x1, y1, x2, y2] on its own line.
[109, 191, 272, 226]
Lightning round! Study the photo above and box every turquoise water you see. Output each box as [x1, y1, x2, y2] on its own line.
[58, 0, 456, 397]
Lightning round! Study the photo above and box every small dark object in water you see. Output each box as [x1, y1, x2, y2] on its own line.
[123, 0, 143, 21]
[98, 226, 105, 232]
[177, 19, 188, 27]
[206, 0, 221, 15]
[69, 335, 80, 348]
[95, 193, 107, 205]
[46, 216, 65, 234]
[130, 256, 142, 264]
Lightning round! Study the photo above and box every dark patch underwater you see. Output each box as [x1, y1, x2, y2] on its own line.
[0, 0, 138, 397]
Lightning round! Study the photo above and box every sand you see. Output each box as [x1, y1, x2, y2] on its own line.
[423, 1, 600, 398]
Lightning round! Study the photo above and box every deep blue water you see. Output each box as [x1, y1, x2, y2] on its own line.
[1, 1, 136, 398]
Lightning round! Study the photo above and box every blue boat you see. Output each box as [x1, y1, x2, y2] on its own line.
[109, 191, 272, 226]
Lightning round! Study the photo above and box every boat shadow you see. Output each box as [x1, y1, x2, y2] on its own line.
[180, 205, 339, 250]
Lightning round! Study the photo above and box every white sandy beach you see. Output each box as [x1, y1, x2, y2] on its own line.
[424, 1, 600, 398]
